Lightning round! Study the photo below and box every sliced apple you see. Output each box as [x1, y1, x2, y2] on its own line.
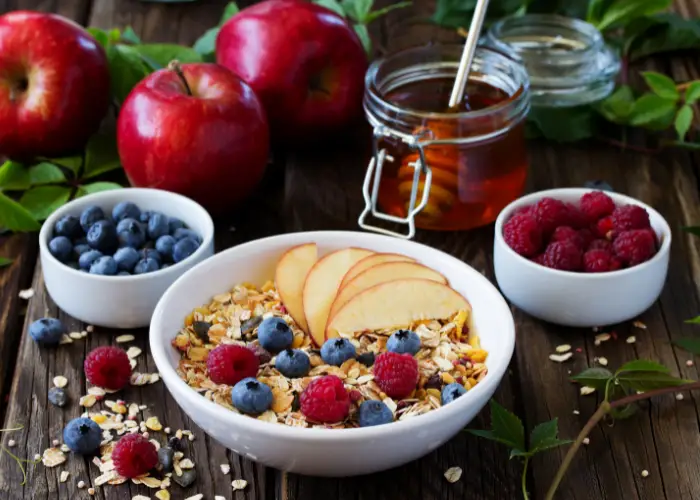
[302, 247, 375, 346]
[340, 253, 416, 288]
[326, 278, 470, 339]
[329, 262, 447, 323]
[274, 243, 318, 333]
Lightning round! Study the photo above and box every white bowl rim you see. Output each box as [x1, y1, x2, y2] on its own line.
[39, 187, 215, 283]
[494, 187, 672, 278]
[150, 230, 515, 441]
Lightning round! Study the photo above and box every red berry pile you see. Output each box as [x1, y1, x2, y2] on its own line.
[503, 191, 658, 272]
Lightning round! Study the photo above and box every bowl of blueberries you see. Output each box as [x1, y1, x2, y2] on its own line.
[39, 188, 214, 328]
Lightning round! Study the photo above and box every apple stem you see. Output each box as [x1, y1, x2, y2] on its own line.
[167, 60, 193, 97]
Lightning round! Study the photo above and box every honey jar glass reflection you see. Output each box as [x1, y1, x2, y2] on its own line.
[362, 45, 531, 233]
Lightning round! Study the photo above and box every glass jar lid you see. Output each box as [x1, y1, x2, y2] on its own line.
[483, 14, 620, 108]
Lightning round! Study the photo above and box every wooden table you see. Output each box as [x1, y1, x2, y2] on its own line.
[2, 0, 700, 499]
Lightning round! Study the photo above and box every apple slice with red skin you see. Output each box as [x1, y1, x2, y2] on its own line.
[302, 247, 374, 347]
[275, 243, 317, 333]
[340, 253, 416, 289]
[326, 279, 470, 339]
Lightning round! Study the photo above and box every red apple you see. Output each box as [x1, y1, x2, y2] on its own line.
[0, 11, 110, 160]
[216, 0, 367, 142]
[117, 63, 269, 215]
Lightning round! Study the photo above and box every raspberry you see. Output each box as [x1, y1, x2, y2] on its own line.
[300, 375, 350, 423]
[588, 239, 612, 252]
[84, 346, 132, 391]
[550, 226, 584, 249]
[613, 229, 657, 266]
[611, 205, 651, 232]
[503, 213, 542, 257]
[593, 216, 613, 238]
[373, 352, 418, 399]
[112, 433, 158, 478]
[565, 203, 587, 229]
[206, 344, 259, 386]
[583, 249, 622, 273]
[578, 228, 594, 248]
[534, 198, 573, 235]
[531, 253, 545, 265]
[542, 240, 582, 271]
[580, 191, 615, 222]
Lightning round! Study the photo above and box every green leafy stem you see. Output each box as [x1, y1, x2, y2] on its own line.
[0, 425, 41, 486]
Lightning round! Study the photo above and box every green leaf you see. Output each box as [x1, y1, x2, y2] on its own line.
[76, 182, 123, 198]
[87, 27, 110, 48]
[596, 0, 671, 32]
[467, 399, 526, 454]
[685, 82, 700, 104]
[587, 0, 612, 25]
[570, 367, 614, 390]
[642, 72, 679, 100]
[673, 338, 700, 355]
[48, 156, 82, 176]
[193, 28, 219, 62]
[221, 1, 240, 21]
[609, 402, 640, 419]
[431, 0, 525, 29]
[616, 359, 669, 374]
[0, 192, 40, 231]
[597, 85, 636, 124]
[0, 161, 30, 191]
[365, 2, 412, 23]
[686, 315, 700, 323]
[528, 418, 572, 454]
[625, 14, 700, 61]
[341, 0, 373, 23]
[683, 227, 700, 237]
[106, 44, 152, 104]
[675, 105, 694, 141]
[131, 44, 203, 71]
[527, 106, 596, 142]
[19, 186, 71, 221]
[617, 371, 691, 391]
[83, 133, 121, 180]
[120, 26, 141, 44]
[0, 257, 12, 268]
[313, 0, 345, 16]
[628, 94, 678, 127]
[354, 24, 372, 57]
[108, 28, 121, 43]
[28, 163, 66, 185]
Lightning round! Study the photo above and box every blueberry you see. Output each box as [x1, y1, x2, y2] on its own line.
[54, 215, 83, 239]
[441, 383, 467, 405]
[73, 243, 91, 260]
[140, 248, 162, 263]
[275, 349, 310, 378]
[90, 256, 118, 275]
[155, 235, 176, 260]
[257, 317, 293, 353]
[158, 446, 175, 473]
[192, 321, 211, 342]
[231, 377, 273, 414]
[114, 247, 140, 272]
[87, 219, 118, 253]
[112, 201, 140, 222]
[320, 338, 356, 366]
[173, 228, 201, 243]
[386, 329, 421, 355]
[168, 436, 184, 452]
[48, 236, 73, 263]
[48, 387, 68, 407]
[116, 218, 146, 249]
[29, 317, 66, 346]
[173, 469, 196, 488]
[357, 352, 375, 367]
[168, 217, 186, 233]
[173, 237, 199, 263]
[79, 206, 105, 232]
[147, 213, 169, 240]
[134, 257, 159, 274]
[79, 250, 103, 270]
[358, 400, 394, 427]
[74, 237, 88, 246]
[139, 210, 154, 223]
[63, 417, 102, 455]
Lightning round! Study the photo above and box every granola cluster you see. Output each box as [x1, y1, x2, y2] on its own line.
[173, 281, 489, 429]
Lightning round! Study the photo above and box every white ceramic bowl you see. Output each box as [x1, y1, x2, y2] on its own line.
[494, 188, 671, 327]
[39, 188, 214, 329]
[150, 231, 515, 476]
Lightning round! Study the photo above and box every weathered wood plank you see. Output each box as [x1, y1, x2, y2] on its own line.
[0, 0, 92, 21]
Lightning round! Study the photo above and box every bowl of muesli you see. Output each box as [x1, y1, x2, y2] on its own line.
[150, 231, 515, 476]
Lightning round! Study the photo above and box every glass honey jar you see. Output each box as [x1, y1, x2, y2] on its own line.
[359, 44, 530, 238]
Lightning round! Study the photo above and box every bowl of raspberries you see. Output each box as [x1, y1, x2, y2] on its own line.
[493, 188, 671, 327]
[39, 188, 214, 329]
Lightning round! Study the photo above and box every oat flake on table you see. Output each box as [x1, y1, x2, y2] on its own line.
[232, 479, 248, 490]
[444, 466, 463, 483]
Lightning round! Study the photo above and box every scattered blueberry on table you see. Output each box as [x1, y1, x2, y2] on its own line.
[63, 417, 102, 454]
[48, 201, 203, 276]
[29, 317, 66, 346]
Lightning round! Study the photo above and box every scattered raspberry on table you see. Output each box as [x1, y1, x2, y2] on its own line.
[112, 433, 158, 478]
[84, 346, 132, 390]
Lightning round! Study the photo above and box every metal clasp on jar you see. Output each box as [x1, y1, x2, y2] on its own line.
[358, 125, 433, 240]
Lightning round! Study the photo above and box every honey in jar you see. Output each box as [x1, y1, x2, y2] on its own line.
[361, 44, 531, 236]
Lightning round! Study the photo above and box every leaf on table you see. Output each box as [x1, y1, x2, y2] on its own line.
[121, 26, 141, 44]
[0, 192, 40, 232]
[28, 162, 66, 185]
[341, 0, 373, 23]
[0, 257, 12, 268]
[131, 44, 203, 71]
[624, 14, 700, 61]
[616, 359, 669, 374]
[106, 44, 152, 104]
[685, 82, 700, 104]
[628, 94, 677, 127]
[596, 0, 672, 32]
[76, 182, 123, 198]
[642, 71, 679, 100]
[0, 161, 30, 191]
[365, 2, 411, 23]
[47, 156, 83, 176]
[528, 418, 572, 454]
[467, 399, 526, 454]
[527, 106, 596, 142]
[87, 27, 110, 48]
[19, 186, 71, 221]
[597, 85, 636, 124]
[193, 1, 240, 61]
[312, 0, 345, 16]
[83, 132, 121, 180]
[221, 1, 240, 20]
[353, 24, 372, 57]
[673, 338, 700, 355]
[570, 367, 614, 390]
[675, 105, 694, 141]
[616, 371, 691, 391]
